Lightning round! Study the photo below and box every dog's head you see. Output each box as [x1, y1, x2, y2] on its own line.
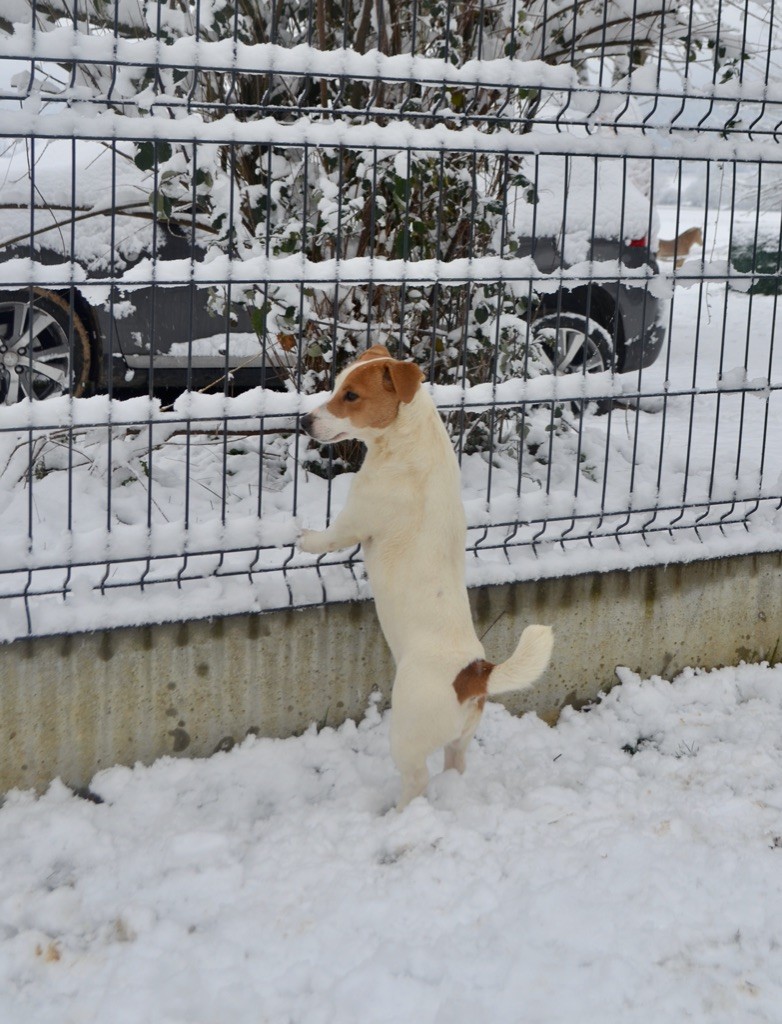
[301, 345, 424, 444]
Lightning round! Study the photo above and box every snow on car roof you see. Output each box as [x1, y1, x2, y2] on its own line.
[507, 121, 655, 260]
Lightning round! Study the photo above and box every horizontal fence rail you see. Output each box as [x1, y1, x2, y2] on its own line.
[0, 0, 781, 641]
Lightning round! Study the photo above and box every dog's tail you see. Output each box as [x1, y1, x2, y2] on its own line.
[487, 625, 554, 696]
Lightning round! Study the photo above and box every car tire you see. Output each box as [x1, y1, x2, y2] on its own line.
[531, 310, 614, 375]
[530, 309, 616, 415]
[0, 289, 91, 404]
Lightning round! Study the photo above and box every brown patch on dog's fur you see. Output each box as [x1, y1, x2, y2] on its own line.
[385, 360, 425, 404]
[453, 658, 494, 705]
[658, 226, 703, 267]
[325, 359, 424, 430]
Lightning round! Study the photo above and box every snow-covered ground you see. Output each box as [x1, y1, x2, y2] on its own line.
[1, 660, 781, 1023]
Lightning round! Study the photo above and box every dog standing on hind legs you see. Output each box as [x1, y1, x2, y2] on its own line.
[299, 345, 554, 809]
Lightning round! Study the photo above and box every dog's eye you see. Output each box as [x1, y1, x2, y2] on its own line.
[343, 391, 359, 402]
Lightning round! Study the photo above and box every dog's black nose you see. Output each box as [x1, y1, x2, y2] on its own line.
[301, 412, 313, 435]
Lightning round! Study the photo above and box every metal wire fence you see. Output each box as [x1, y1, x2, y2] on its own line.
[0, 1, 780, 640]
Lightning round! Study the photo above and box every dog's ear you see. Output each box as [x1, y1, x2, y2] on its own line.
[356, 344, 391, 363]
[382, 360, 424, 404]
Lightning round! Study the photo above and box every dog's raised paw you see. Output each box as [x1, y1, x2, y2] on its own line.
[298, 529, 327, 554]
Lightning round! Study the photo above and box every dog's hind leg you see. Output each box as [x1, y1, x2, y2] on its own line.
[443, 738, 468, 774]
[390, 708, 431, 810]
[390, 660, 466, 809]
[443, 699, 484, 774]
[389, 673, 432, 810]
[395, 758, 430, 810]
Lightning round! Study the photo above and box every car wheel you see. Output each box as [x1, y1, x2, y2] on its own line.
[0, 289, 91, 404]
[531, 310, 614, 375]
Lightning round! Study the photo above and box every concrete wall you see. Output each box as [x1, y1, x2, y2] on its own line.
[1, 551, 780, 793]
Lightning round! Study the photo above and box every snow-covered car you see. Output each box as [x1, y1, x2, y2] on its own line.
[0, 133, 666, 404]
[0, 222, 666, 406]
[0, 138, 284, 403]
[506, 139, 667, 377]
[0, 234, 279, 403]
[515, 233, 666, 377]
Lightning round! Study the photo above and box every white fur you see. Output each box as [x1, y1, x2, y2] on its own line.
[299, 354, 553, 809]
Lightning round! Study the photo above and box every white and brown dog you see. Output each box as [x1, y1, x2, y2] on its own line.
[657, 226, 703, 268]
[299, 345, 553, 809]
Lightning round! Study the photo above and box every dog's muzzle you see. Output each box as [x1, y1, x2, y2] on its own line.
[300, 412, 315, 436]
[300, 407, 347, 443]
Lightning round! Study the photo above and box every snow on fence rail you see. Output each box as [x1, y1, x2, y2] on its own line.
[0, 0, 781, 641]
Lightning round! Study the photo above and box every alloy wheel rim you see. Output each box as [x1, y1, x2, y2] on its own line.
[549, 325, 606, 374]
[0, 298, 72, 403]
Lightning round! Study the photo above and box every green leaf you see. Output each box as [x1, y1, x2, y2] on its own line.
[250, 303, 270, 336]
[134, 141, 173, 172]
[149, 193, 173, 220]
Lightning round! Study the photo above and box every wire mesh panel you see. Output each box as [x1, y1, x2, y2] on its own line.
[0, 1, 780, 640]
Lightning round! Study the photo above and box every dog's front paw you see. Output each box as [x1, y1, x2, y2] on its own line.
[298, 528, 329, 555]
